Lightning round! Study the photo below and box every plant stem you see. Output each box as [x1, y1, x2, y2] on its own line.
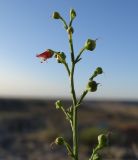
[63, 62, 70, 76]
[75, 47, 85, 63]
[60, 17, 68, 29]
[69, 34, 75, 63]
[76, 90, 88, 108]
[72, 105, 78, 160]
[89, 146, 99, 160]
[68, 33, 78, 160]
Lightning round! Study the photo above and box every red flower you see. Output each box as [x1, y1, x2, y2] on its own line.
[36, 50, 54, 63]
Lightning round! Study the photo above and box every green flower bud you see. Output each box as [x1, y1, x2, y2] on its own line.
[93, 153, 101, 160]
[55, 137, 64, 145]
[85, 39, 96, 51]
[90, 67, 103, 80]
[55, 52, 66, 63]
[55, 100, 62, 109]
[67, 26, 74, 34]
[87, 80, 98, 92]
[96, 67, 103, 75]
[52, 12, 61, 19]
[98, 134, 108, 149]
[70, 9, 76, 20]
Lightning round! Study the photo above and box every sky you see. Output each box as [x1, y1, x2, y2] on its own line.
[0, 0, 138, 100]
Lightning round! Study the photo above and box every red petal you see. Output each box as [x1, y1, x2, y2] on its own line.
[36, 50, 54, 62]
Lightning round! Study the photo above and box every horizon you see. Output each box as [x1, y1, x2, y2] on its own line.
[0, 95, 138, 103]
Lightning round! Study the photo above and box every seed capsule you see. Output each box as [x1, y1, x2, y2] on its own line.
[70, 9, 76, 20]
[55, 52, 66, 63]
[96, 67, 103, 75]
[55, 137, 64, 145]
[85, 39, 96, 51]
[55, 100, 62, 109]
[52, 12, 61, 19]
[87, 80, 98, 92]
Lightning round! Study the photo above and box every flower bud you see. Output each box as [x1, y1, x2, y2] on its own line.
[90, 67, 103, 80]
[96, 67, 103, 75]
[55, 52, 66, 63]
[85, 39, 96, 51]
[93, 153, 101, 160]
[55, 100, 62, 109]
[52, 12, 61, 19]
[67, 26, 74, 34]
[87, 80, 98, 92]
[98, 134, 108, 149]
[55, 137, 64, 145]
[70, 9, 76, 20]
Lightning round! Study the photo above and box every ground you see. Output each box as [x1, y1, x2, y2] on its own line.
[0, 98, 138, 160]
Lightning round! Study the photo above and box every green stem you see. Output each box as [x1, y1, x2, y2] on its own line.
[63, 62, 70, 76]
[60, 17, 68, 29]
[61, 106, 70, 120]
[76, 90, 88, 108]
[68, 33, 78, 160]
[75, 47, 85, 63]
[69, 34, 75, 63]
[72, 105, 78, 160]
[69, 19, 73, 27]
[64, 141, 74, 158]
[89, 146, 99, 160]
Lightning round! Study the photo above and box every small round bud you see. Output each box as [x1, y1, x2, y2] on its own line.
[98, 134, 108, 149]
[55, 52, 66, 63]
[52, 12, 61, 19]
[96, 67, 103, 75]
[87, 81, 98, 92]
[93, 153, 101, 160]
[85, 39, 96, 51]
[55, 100, 62, 109]
[55, 137, 64, 145]
[70, 9, 76, 20]
[60, 52, 66, 60]
[67, 26, 74, 34]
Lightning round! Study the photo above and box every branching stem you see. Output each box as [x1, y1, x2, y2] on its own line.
[68, 32, 78, 160]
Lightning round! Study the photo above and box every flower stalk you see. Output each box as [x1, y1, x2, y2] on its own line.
[68, 32, 78, 160]
[36, 8, 107, 160]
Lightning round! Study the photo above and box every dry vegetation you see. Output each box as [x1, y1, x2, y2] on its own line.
[0, 98, 138, 160]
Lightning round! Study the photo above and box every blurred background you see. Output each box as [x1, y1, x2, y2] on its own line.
[0, 0, 138, 159]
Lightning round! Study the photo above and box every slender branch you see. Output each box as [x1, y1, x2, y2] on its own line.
[69, 19, 73, 27]
[63, 62, 70, 76]
[61, 106, 70, 119]
[76, 90, 88, 108]
[60, 17, 68, 29]
[64, 141, 75, 158]
[60, 106, 73, 131]
[89, 146, 99, 160]
[75, 47, 85, 63]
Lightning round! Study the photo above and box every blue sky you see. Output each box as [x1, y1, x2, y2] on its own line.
[0, 0, 138, 100]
